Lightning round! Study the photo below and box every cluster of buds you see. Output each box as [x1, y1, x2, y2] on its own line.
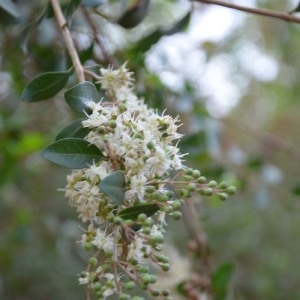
[64, 64, 235, 299]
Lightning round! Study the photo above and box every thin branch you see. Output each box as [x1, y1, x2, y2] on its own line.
[193, 0, 300, 24]
[80, 4, 118, 66]
[50, 0, 85, 82]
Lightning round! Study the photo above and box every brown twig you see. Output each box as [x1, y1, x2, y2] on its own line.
[193, 0, 300, 24]
[50, 0, 85, 82]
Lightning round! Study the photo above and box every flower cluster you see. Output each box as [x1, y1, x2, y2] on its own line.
[64, 64, 235, 299]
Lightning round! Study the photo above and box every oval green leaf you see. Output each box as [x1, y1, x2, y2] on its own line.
[64, 81, 98, 113]
[118, 204, 159, 221]
[41, 138, 103, 169]
[212, 263, 234, 300]
[22, 70, 71, 102]
[55, 119, 90, 141]
[117, 0, 150, 29]
[100, 171, 125, 204]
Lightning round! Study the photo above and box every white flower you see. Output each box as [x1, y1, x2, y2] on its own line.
[92, 229, 114, 252]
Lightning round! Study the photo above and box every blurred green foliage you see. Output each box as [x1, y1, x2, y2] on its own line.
[1, 0, 300, 299]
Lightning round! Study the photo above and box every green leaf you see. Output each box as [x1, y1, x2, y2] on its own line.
[212, 263, 234, 300]
[20, 4, 52, 53]
[164, 10, 191, 35]
[100, 171, 126, 204]
[117, 0, 150, 29]
[133, 29, 163, 53]
[292, 184, 300, 196]
[64, 81, 98, 113]
[65, 0, 81, 23]
[119, 204, 159, 221]
[290, 2, 300, 13]
[41, 138, 104, 169]
[0, 0, 21, 18]
[55, 119, 90, 141]
[22, 70, 71, 102]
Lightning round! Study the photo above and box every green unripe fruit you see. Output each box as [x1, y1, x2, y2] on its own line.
[192, 169, 201, 178]
[93, 282, 101, 291]
[172, 200, 182, 210]
[136, 265, 149, 273]
[97, 126, 106, 134]
[106, 213, 114, 222]
[204, 188, 213, 196]
[84, 242, 93, 251]
[113, 216, 123, 224]
[197, 176, 207, 183]
[142, 227, 151, 234]
[147, 142, 155, 151]
[129, 256, 139, 266]
[137, 213, 147, 222]
[149, 234, 164, 244]
[208, 180, 218, 188]
[185, 168, 193, 175]
[158, 194, 169, 202]
[149, 275, 157, 283]
[167, 190, 174, 198]
[187, 183, 196, 192]
[143, 218, 153, 227]
[108, 120, 117, 129]
[218, 193, 228, 201]
[151, 289, 160, 297]
[81, 271, 88, 278]
[218, 181, 228, 189]
[146, 186, 155, 193]
[227, 186, 237, 195]
[119, 293, 131, 300]
[162, 289, 170, 296]
[162, 205, 173, 214]
[141, 273, 152, 284]
[160, 263, 170, 272]
[173, 211, 182, 220]
[156, 254, 169, 263]
[89, 257, 98, 266]
[124, 281, 135, 290]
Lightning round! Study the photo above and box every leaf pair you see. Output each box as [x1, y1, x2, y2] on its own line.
[22, 71, 98, 112]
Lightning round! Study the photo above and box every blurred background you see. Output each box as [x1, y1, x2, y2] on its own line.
[1, 0, 300, 299]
